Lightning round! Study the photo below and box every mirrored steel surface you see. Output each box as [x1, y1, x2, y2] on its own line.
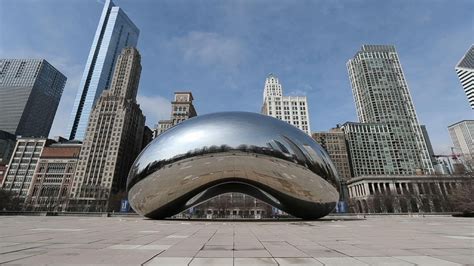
[127, 112, 340, 219]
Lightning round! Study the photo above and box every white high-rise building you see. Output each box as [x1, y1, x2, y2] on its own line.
[1, 138, 52, 198]
[455, 45, 474, 109]
[448, 120, 474, 168]
[261, 74, 311, 134]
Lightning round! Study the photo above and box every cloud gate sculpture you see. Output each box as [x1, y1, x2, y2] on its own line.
[127, 112, 340, 219]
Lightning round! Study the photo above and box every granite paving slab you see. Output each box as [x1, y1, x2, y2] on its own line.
[0, 215, 471, 265]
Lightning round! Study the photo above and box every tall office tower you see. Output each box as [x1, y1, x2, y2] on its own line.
[261, 74, 311, 135]
[0, 59, 66, 137]
[1, 138, 54, 199]
[455, 45, 474, 109]
[69, 48, 145, 211]
[312, 127, 352, 181]
[67, 0, 139, 140]
[154, 92, 197, 137]
[448, 120, 474, 168]
[347, 45, 433, 175]
[26, 141, 81, 211]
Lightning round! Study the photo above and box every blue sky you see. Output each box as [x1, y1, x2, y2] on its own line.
[0, 0, 472, 154]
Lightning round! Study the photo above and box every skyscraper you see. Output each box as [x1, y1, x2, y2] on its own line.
[69, 48, 145, 211]
[455, 45, 474, 109]
[261, 74, 311, 134]
[448, 120, 474, 168]
[154, 92, 197, 138]
[347, 45, 433, 175]
[67, 0, 139, 140]
[0, 59, 66, 137]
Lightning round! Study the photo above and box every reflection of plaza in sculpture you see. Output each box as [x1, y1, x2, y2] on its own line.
[127, 112, 341, 219]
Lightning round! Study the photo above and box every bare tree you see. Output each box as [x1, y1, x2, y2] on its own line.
[448, 177, 474, 215]
[0, 189, 22, 211]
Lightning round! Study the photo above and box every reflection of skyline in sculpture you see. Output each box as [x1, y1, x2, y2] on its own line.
[127, 112, 340, 219]
[190, 193, 274, 219]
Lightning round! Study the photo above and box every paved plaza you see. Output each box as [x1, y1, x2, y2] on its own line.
[0, 215, 472, 265]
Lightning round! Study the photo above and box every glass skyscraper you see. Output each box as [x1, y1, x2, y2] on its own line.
[0, 59, 66, 137]
[67, 0, 139, 140]
[347, 45, 434, 175]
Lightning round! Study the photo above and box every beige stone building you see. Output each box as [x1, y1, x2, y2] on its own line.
[347, 175, 470, 213]
[69, 48, 145, 212]
[312, 127, 352, 201]
[26, 142, 81, 211]
[154, 92, 197, 138]
[312, 127, 352, 181]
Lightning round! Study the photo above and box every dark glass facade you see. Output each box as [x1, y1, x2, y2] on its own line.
[67, 0, 139, 140]
[0, 59, 66, 137]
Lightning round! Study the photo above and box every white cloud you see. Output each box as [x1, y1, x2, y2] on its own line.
[168, 31, 245, 68]
[137, 95, 171, 128]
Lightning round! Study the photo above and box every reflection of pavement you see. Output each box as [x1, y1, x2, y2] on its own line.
[0, 215, 472, 265]
[129, 152, 338, 217]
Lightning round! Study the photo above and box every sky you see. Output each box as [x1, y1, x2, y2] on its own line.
[0, 0, 472, 154]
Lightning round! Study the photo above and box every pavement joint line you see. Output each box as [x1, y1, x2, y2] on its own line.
[232, 223, 235, 266]
[313, 239, 352, 258]
[0, 243, 52, 255]
[140, 249, 165, 266]
[284, 240, 312, 258]
[249, 223, 275, 260]
[0, 250, 49, 264]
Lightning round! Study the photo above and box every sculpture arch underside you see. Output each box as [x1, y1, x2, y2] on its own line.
[127, 112, 341, 220]
[128, 152, 339, 219]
